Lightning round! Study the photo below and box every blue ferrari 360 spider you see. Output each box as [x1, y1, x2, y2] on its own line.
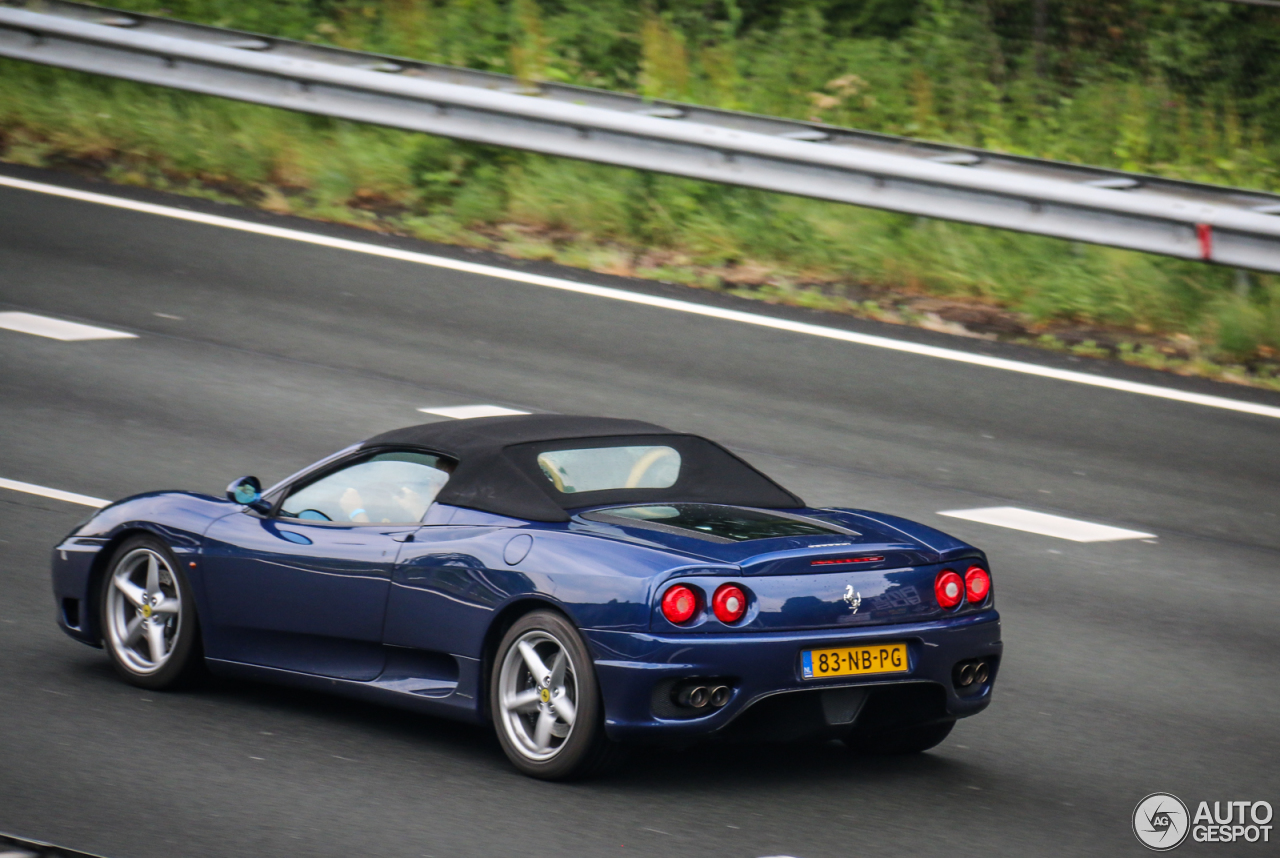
[51, 415, 1001, 779]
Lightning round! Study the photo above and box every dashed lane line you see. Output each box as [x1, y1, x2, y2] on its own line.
[3, 174, 1279, 421]
[418, 405, 531, 419]
[938, 506, 1156, 542]
[0, 311, 136, 342]
[0, 478, 109, 508]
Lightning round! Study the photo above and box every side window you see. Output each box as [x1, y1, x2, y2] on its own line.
[279, 451, 453, 524]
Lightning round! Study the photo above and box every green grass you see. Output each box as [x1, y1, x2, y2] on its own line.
[2, 0, 1279, 386]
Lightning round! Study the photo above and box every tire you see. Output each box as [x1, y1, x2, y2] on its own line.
[844, 719, 955, 756]
[99, 535, 204, 689]
[489, 609, 622, 780]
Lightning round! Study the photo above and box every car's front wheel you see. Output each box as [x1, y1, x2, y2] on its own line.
[490, 609, 620, 780]
[100, 535, 203, 689]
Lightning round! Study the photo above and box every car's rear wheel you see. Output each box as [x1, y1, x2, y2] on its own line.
[844, 719, 955, 755]
[490, 609, 620, 780]
[100, 536, 203, 689]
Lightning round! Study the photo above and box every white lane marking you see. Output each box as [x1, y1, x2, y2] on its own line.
[0, 477, 109, 508]
[418, 405, 531, 419]
[3, 174, 1279, 421]
[938, 506, 1156, 542]
[0, 311, 136, 341]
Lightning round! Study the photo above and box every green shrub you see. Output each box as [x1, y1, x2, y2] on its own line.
[1214, 296, 1270, 359]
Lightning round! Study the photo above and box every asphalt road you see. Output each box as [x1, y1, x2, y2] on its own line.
[2, 165, 1278, 858]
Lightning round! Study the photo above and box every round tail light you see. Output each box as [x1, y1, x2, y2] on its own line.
[935, 570, 964, 609]
[661, 584, 699, 624]
[712, 584, 747, 623]
[965, 566, 991, 603]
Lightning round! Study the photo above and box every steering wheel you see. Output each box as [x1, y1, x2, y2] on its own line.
[539, 461, 568, 493]
[625, 447, 678, 489]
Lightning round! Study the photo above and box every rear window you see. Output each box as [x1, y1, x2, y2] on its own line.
[537, 446, 681, 494]
[586, 503, 848, 542]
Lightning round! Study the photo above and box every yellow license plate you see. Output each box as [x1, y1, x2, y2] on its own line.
[802, 642, 909, 679]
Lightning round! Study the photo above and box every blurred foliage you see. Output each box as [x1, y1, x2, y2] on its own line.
[2, 0, 1279, 369]
[79, 0, 1280, 186]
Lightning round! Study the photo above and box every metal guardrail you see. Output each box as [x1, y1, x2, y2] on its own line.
[2, 0, 1280, 272]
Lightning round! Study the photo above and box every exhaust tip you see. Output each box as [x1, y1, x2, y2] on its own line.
[670, 678, 735, 711]
[953, 658, 994, 692]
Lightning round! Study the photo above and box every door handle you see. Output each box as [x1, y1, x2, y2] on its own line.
[391, 532, 416, 543]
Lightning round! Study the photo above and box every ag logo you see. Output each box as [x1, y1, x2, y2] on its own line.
[1133, 793, 1190, 851]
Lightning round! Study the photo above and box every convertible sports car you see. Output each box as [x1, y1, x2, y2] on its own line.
[51, 414, 1001, 779]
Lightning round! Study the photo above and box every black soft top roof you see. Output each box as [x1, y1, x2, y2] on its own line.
[361, 414, 804, 522]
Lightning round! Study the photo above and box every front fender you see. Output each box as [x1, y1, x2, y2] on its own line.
[51, 491, 236, 645]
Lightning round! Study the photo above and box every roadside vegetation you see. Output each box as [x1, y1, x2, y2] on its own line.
[2, 0, 1279, 387]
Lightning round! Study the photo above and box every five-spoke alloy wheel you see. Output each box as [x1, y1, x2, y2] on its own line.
[497, 629, 579, 761]
[100, 536, 202, 688]
[490, 610, 618, 780]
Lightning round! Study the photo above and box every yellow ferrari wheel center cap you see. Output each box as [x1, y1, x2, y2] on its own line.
[141, 604, 153, 618]
[540, 687, 551, 703]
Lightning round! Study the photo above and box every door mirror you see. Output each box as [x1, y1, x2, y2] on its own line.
[226, 476, 270, 513]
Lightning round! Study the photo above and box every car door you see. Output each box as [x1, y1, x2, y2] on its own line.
[201, 449, 452, 680]
[384, 522, 535, 658]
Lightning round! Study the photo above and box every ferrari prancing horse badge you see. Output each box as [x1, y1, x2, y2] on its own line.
[843, 584, 862, 613]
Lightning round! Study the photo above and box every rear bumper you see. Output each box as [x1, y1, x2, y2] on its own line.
[585, 610, 1001, 742]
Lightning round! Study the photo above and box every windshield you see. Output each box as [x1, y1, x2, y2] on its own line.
[280, 451, 453, 524]
[585, 503, 847, 542]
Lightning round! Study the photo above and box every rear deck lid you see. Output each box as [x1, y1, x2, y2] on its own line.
[579, 503, 856, 544]
[574, 503, 946, 569]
